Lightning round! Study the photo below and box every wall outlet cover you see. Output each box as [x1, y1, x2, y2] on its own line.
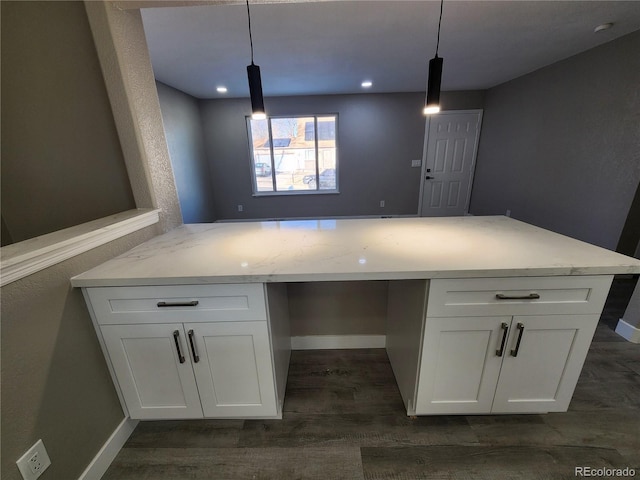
[16, 439, 51, 480]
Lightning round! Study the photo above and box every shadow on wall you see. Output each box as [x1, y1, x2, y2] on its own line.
[1, 269, 124, 479]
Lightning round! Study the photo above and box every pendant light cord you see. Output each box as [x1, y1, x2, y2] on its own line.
[435, 0, 444, 56]
[246, 0, 255, 64]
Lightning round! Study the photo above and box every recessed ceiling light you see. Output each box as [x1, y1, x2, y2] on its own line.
[361, 81, 373, 88]
[216, 86, 228, 93]
[594, 23, 613, 33]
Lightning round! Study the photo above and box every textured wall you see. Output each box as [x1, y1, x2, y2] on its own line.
[1, 226, 159, 480]
[199, 91, 484, 220]
[470, 31, 640, 250]
[1, 2, 182, 479]
[156, 81, 216, 223]
[85, 1, 183, 232]
[0, 1, 136, 244]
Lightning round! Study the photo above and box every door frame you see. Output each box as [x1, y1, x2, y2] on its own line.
[417, 109, 483, 217]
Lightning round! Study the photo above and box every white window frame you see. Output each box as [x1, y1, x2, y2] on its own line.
[246, 114, 339, 196]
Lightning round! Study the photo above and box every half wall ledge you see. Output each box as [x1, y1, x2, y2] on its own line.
[0, 208, 160, 287]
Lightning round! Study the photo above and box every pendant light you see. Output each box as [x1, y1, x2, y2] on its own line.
[246, 0, 266, 120]
[423, 0, 444, 115]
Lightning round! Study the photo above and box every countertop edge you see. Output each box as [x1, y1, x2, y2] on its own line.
[70, 265, 640, 288]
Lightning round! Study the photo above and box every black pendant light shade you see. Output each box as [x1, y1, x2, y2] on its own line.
[424, 55, 443, 115]
[423, 0, 444, 115]
[245, 0, 265, 120]
[247, 63, 265, 120]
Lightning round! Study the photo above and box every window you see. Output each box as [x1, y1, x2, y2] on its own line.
[247, 115, 338, 194]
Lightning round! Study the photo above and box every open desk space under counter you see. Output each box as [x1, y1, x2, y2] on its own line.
[71, 216, 640, 419]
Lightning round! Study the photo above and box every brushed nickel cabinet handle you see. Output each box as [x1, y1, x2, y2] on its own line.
[188, 329, 200, 363]
[496, 322, 509, 357]
[157, 300, 199, 308]
[510, 323, 525, 357]
[173, 330, 186, 364]
[495, 293, 540, 300]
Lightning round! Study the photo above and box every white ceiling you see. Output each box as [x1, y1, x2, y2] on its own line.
[140, 1, 640, 99]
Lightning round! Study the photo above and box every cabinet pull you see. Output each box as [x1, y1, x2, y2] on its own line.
[495, 293, 540, 300]
[157, 300, 199, 308]
[173, 330, 186, 364]
[510, 323, 525, 357]
[188, 329, 200, 363]
[496, 322, 509, 357]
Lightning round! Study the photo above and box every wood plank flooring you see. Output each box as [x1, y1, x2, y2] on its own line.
[102, 277, 640, 479]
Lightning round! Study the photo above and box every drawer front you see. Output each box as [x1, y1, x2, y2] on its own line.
[87, 284, 266, 325]
[427, 275, 613, 317]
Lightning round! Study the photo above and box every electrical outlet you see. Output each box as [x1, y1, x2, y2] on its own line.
[237, 204, 244, 212]
[16, 439, 51, 480]
[380, 200, 385, 208]
[505, 209, 511, 217]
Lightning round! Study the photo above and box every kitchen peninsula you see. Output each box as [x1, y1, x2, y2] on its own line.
[72, 216, 640, 419]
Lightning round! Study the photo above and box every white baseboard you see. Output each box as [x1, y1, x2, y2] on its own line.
[78, 417, 138, 480]
[615, 318, 640, 343]
[291, 335, 386, 350]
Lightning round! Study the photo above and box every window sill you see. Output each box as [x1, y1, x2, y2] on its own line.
[0, 208, 160, 287]
[253, 189, 340, 197]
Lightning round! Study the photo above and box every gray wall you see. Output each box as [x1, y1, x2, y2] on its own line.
[617, 180, 640, 257]
[156, 81, 216, 223]
[200, 91, 484, 220]
[1, 3, 166, 480]
[1, 228, 159, 480]
[470, 31, 640, 250]
[1, 1, 136, 245]
[289, 281, 388, 336]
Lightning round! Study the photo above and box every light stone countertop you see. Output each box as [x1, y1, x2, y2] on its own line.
[70, 216, 640, 287]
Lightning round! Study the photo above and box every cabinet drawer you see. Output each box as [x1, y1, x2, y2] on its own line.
[87, 284, 267, 324]
[426, 275, 612, 317]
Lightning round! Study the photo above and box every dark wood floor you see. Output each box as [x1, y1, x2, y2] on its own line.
[103, 277, 640, 480]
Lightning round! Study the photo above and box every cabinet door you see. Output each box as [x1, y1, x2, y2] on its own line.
[101, 324, 203, 420]
[492, 314, 599, 413]
[186, 321, 278, 417]
[415, 316, 509, 414]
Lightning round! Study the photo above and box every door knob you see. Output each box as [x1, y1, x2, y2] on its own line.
[425, 176, 434, 180]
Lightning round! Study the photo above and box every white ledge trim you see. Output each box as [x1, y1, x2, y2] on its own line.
[615, 318, 640, 343]
[78, 417, 138, 480]
[291, 335, 386, 350]
[1, 209, 160, 287]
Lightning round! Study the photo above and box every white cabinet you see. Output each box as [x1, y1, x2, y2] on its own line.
[388, 275, 614, 416]
[414, 314, 599, 415]
[101, 323, 204, 419]
[415, 316, 505, 414]
[101, 322, 278, 420]
[187, 321, 277, 418]
[491, 315, 598, 413]
[85, 284, 289, 420]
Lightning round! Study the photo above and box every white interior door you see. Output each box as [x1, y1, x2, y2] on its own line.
[420, 110, 482, 216]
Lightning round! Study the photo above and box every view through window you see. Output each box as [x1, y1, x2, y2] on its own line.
[247, 115, 338, 194]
